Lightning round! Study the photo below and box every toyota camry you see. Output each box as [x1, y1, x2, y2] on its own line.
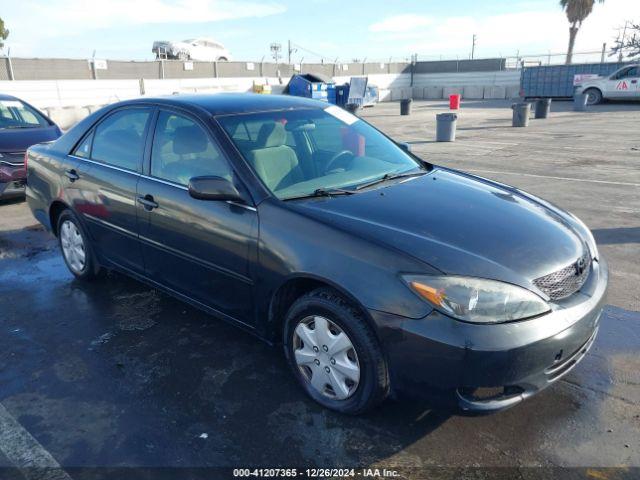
[25, 94, 607, 414]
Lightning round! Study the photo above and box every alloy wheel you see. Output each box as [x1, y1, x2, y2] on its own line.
[60, 220, 86, 274]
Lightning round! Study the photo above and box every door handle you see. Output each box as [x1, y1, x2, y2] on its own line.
[64, 169, 79, 182]
[137, 194, 159, 210]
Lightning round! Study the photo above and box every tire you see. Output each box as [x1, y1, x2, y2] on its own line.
[57, 209, 100, 280]
[283, 288, 389, 414]
[584, 88, 603, 105]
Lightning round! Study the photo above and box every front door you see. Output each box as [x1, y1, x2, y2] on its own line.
[137, 109, 258, 326]
[70, 107, 152, 274]
[606, 66, 638, 98]
[621, 66, 640, 98]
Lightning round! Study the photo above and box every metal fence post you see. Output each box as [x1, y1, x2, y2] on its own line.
[213, 61, 218, 78]
[6, 55, 15, 80]
[159, 59, 165, 79]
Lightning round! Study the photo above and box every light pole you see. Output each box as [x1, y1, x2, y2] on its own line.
[270, 43, 282, 64]
[471, 34, 477, 59]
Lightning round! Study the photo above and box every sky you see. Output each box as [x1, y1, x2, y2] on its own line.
[2, 0, 640, 62]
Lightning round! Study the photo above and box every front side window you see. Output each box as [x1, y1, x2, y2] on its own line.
[218, 106, 422, 199]
[0, 99, 49, 129]
[91, 108, 151, 171]
[151, 111, 233, 186]
[613, 67, 638, 79]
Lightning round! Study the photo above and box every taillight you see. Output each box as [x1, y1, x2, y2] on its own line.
[24, 150, 28, 173]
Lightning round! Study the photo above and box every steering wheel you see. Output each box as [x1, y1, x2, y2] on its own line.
[324, 150, 355, 174]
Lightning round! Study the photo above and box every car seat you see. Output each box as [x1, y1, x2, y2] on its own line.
[247, 122, 303, 191]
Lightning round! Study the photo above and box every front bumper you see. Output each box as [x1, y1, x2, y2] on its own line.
[371, 258, 608, 412]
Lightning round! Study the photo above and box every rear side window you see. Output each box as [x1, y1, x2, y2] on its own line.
[91, 109, 151, 171]
[73, 131, 93, 158]
[150, 111, 233, 186]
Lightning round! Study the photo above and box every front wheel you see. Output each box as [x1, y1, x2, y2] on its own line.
[584, 88, 603, 105]
[58, 209, 100, 280]
[283, 288, 389, 414]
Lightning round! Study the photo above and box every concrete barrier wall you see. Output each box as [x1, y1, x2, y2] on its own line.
[0, 69, 521, 125]
[0, 79, 141, 108]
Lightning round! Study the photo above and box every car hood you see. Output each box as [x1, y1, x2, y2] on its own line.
[0, 125, 61, 152]
[290, 168, 586, 291]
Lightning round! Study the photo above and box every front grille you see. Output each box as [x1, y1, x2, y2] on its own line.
[0, 151, 26, 167]
[533, 252, 591, 300]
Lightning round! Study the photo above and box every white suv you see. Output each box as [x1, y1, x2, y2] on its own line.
[575, 64, 640, 104]
[152, 38, 232, 62]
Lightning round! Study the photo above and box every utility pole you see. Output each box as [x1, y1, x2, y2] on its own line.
[288, 40, 291, 64]
[618, 21, 628, 62]
[601, 42, 607, 63]
[471, 34, 477, 59]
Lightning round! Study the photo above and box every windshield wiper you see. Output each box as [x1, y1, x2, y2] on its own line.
[282, 187, 357, 201]
[1, 125, 36, 130]
[355, 170, 427, 190]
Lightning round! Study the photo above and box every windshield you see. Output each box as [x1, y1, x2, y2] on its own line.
[218, 106, 423, 200]
[0, 99, 49, 129]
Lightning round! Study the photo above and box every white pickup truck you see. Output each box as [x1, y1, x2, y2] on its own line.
[575, 64, 640, 104]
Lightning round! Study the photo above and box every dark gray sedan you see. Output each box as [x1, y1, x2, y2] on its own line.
[25, 94, 607, 414]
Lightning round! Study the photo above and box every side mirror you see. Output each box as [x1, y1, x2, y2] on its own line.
[399, 142, 412, 153]
[188, 176, 246, 203]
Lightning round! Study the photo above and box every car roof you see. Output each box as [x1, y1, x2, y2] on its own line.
[124, 93, 328, 116]
[0, 93, 20, 101]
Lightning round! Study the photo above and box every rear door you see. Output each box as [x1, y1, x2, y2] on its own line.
[137, 108, 258, 326]
[70, 107, 153, 274]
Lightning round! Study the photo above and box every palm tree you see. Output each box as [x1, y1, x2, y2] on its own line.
[559, 0, 605, 64]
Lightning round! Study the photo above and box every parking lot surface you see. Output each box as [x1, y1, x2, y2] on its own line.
[0, 100, 638, 477]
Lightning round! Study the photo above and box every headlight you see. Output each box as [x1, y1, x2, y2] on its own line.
[403, 275, 550, 324]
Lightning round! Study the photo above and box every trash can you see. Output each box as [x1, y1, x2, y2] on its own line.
[400, 98, 412, 115]
[534, 98, 551, 119]
[511, 102, 531, 127]
[449, 94, 461, 110]
[436, 113, 458, 142]
[345, 103, 361, 116]
[574, 93, 588, 112]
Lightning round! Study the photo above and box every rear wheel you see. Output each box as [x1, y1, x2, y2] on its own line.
[283, 288, 388, 414]
[584, 88, 603, 105]
[57, 209, 100, 280]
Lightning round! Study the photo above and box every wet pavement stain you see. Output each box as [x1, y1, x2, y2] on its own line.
[0, 212, 638, 470]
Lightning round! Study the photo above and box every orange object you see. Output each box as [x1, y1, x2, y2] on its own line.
[449, 94, 461, 110]
[410, 281, 446, 307]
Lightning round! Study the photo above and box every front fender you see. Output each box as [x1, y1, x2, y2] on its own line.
[254, 200, 436, 328]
